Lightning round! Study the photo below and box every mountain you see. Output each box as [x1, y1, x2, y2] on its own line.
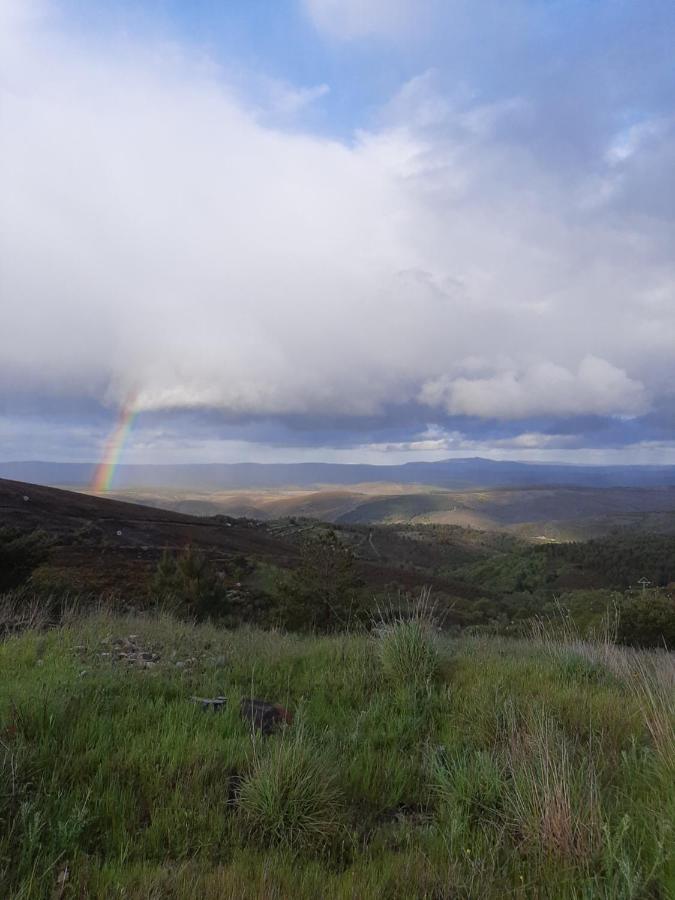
[4, 457, 675, 491]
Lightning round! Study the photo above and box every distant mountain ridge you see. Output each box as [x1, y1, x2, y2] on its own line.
[3, 457, 675, 490]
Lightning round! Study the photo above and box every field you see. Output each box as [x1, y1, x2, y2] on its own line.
[1, 603, 673, 899]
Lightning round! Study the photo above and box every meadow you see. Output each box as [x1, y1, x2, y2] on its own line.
[1, 599, 673, 899]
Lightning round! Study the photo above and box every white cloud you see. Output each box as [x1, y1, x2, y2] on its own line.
[420, 357, 649, 419]
[1, 3, 674, 429]
[302, 0, 421, 40]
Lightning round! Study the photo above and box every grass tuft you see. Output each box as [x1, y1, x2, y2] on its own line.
[374, 589, 440, 686]
[237, 729, 343, 852]
[502, 709, 601, 862]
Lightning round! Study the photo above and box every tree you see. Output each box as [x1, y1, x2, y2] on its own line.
[278, 530, 365, 631]
[151, 546, 227, 619]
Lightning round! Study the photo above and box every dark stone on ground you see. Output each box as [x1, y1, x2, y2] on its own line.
[239, 698, 293, 735]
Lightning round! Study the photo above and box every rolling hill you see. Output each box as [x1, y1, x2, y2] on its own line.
[0, 478, 494, 602]
[102, 483, 675, 540]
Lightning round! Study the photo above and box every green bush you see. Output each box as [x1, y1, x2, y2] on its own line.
[431, 748, 505, 827]
[150, 546, 229, 620]
[0, 527, 50, 591]
[617, 591, 675, 648]
[276, 530, 366, 632]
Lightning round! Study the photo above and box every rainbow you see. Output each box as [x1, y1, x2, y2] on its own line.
[91, 396, 139, 493]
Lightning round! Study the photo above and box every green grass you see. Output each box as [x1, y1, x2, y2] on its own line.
[238, 727, 343, 852]
[375, 593, 440, 687]
[0, 608, 673, 899]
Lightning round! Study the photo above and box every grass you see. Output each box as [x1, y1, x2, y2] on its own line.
[238, 727, 343, 852]
[374, 590, 440, 686]
[0, 604, 673, 899]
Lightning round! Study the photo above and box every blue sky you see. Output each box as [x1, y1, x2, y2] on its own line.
[1, 0, 675, 465]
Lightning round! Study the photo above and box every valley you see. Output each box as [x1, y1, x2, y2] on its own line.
[103, 482, 675, 540]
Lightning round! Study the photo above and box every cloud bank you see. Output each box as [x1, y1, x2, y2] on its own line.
[1, 0, 674, 462]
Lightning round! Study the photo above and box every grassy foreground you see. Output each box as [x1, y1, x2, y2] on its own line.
[1, 609, 673, 899]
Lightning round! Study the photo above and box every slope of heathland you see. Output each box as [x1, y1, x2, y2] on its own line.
[4, 477, 675, 639]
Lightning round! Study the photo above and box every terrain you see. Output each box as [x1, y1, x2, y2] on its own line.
[3, 476, 675, 639]
[1, 609, 673, 898]
[105, 482, 675, 540]
[0, 478, 496, 606]
[1, 477, 674, 898]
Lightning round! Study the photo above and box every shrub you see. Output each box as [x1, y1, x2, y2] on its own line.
[0, 527, 50, 591]
[617, 591, 675, 648]
[150, 546, 228, 619]
[237, 731, 343, 852]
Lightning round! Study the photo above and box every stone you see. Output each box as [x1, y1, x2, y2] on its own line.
[239, 698, 293, 735]
[192, 696, 227, 712]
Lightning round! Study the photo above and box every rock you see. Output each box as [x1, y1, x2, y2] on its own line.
[239, 698, 293, 735]
[192, 696, 227, 712]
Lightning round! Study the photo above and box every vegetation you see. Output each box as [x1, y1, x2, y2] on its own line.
[618, 590, 675, 648]
[0, 601, 673, 898]
[375, 591, 440, 686]
[458, 531, 675, 594]
[0, 527, 49, 592]
[150, 545, 229, 619]
[238, 728, 343, 852]
[276, 530, 366, 631]
[2, 484, 675, 894]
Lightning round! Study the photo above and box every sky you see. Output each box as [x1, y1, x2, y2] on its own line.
[1, 0, 675, 466]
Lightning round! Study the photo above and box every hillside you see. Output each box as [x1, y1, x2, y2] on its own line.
[1, 610, 673, 898]
[105, 483, 675, 540]
[0, 478, 496, 606]
[4, 477, 675, 641]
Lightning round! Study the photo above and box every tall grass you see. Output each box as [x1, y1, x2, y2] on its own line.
[0, 605, 673, 898]
[531, 605, 675, 774]
[374, 589, 440, 686]
[502, 708, 601, 861]
[238, 728, 343, 852]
